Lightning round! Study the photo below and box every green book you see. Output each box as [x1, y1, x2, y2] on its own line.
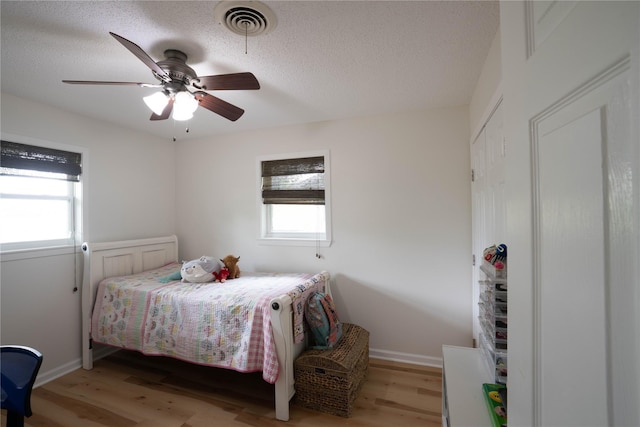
[482, 383, 507, 427]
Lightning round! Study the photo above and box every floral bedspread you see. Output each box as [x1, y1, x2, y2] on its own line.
[91, 262, 329, 383]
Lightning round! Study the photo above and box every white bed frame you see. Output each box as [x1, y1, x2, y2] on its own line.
[81, 235, 322, 421]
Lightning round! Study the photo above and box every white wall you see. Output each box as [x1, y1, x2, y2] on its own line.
[0, 94, 177, 244]
[175, 107, 472, 364]
[0, 93, 176, 381]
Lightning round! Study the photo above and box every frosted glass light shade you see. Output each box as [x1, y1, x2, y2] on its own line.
[172, 109, 193, 121]
[143, 92, 169, 115]
[172, 92, 199, 121]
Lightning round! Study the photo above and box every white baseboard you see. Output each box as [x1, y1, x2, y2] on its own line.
[34, 346, 120, 388]
[34, 347, 441, 389]
[34, 358, 80, 388]
[369, 347, 443, 368]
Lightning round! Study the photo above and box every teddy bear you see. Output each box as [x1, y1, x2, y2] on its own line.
[181, 256, 223, 283]
[220, 255, 241, 279]
[213, 267, 230, 283]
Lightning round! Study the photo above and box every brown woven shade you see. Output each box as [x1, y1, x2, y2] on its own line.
[1, 140, 82, 182]
[261, 156, 325, 205]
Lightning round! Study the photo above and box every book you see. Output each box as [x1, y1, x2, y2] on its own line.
[482, 383, 508, 427]
[498, 386, 508, 412]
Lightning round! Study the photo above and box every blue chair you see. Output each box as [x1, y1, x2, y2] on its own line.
[1, 346, 43, 427]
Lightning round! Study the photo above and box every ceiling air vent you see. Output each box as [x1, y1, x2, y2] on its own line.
[214, 1, 277, 37]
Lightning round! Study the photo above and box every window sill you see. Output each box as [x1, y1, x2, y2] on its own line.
[258, 237, 332, 247]
[0, 245, 78, 261]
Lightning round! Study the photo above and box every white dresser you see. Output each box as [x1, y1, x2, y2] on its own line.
[441, 345, 493, 427]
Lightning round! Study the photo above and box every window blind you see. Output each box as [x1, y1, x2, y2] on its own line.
[261, 156, 325, 205]
[1, 140, 82, 182]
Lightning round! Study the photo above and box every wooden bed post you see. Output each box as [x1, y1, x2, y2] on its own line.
[270, 295, 296, 421]
[81, 242, 94, 370]
[269, 275, 332, 421]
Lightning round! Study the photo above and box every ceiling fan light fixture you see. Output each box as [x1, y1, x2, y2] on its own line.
[143, 92, 169, 115]
[172, 109, 193, 121]
[63, 32, 258, 124]
[172, 91, 199, 121]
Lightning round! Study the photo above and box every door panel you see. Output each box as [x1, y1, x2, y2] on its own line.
[537, 108, 607, 426]
[532, 58, 633, 427]
[471, 129, 486, 343]
[485, 102, 506, 243]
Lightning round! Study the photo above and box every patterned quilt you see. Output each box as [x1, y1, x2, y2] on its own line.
[91, 262, 329, 383]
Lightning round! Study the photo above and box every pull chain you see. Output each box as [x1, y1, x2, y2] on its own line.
[171, 118, 179, 142]
[245, 21, 248, 54]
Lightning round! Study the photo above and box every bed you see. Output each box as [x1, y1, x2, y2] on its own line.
[81, 235, 330, 421]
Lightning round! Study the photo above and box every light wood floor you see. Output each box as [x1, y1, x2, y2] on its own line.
[5, 350, 442, 426]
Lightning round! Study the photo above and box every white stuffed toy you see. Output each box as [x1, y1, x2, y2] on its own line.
[181, 256, 223, 283]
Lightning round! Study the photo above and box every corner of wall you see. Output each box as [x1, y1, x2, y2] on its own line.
[469, 27, 503, 141]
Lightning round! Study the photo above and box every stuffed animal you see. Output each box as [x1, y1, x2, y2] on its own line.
[220, 255, 241, 279]
[213, 267, 230, 283]
[483, 245, 497, 262]
[181, 256, 223, 283]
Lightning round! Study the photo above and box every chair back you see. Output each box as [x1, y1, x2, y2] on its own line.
[0, 345, 43, 418]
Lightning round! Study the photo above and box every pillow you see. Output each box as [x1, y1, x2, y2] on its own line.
[180, 256, 222, 283]
[158, 270, 182, 283]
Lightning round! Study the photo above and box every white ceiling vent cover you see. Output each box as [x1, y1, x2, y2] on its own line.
[214, 1, 277, 37]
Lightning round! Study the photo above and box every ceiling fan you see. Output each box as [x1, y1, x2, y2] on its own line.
[62, 32, 260, 122]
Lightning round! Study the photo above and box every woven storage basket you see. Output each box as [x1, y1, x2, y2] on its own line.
[294, 323, 369, 417]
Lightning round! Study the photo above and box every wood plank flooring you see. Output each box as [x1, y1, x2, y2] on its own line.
[4, 350, 442, 426]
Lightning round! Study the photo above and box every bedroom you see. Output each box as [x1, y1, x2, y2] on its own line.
[1, 1, 639, 426]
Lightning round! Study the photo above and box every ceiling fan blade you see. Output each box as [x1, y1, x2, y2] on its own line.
[62, 80, 161, 87]
[109, 32, 170, 82]
[194, 92, 244, 121]
[195, 72, 260, 91]
[150, 98, 174, 121]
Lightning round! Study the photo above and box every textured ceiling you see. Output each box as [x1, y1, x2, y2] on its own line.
[1, 1, 499, 141]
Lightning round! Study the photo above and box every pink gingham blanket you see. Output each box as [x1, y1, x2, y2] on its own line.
[91, 263, 329, 383]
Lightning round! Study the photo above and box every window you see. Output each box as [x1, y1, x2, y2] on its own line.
[258, 151, 331, 245]
[0, 140, 82, 251]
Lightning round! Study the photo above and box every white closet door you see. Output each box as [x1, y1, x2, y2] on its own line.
[471, 101, 504, 344]
[471, 127, 486, 343]
[502, 1, 639, 425]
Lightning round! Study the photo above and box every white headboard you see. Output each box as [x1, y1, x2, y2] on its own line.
[81, 235, 178, 368]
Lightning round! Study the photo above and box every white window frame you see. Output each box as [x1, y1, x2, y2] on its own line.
[0, 134, 86, 255]
[257, 150, 332, 247]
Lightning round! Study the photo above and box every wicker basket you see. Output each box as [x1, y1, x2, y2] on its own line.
[294, 323, 369, 417]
